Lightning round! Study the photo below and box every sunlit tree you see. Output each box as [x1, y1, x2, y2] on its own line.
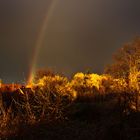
[104, 38, 140, 79]
[105, 38, 140, 111]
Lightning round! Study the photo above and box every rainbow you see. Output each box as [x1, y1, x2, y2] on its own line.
[27, 0, 59, 84]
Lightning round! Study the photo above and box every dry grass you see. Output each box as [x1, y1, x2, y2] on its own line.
[0, 72, 140, 139]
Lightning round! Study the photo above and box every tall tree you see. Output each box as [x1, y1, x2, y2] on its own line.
[105, 38, 140, 111]
[104, 38, 140, 79]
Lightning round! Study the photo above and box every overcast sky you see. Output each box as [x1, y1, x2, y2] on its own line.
[0, 0, 140, 83]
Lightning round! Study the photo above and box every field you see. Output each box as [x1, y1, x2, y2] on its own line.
[0, 72, 140, 140]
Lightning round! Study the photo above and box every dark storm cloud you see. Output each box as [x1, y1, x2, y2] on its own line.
[0, 0, 52, 82]
[38, 0, 140, 76]
[0, 0, 140, 82]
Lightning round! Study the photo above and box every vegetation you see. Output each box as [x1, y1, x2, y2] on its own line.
[0, 38, 140, 139]
[105, 38, 140, 78]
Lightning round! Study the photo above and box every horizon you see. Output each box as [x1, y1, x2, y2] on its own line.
[0, 0, 140, 83]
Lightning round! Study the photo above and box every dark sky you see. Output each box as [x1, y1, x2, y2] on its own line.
[0, 0, 140, 83]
